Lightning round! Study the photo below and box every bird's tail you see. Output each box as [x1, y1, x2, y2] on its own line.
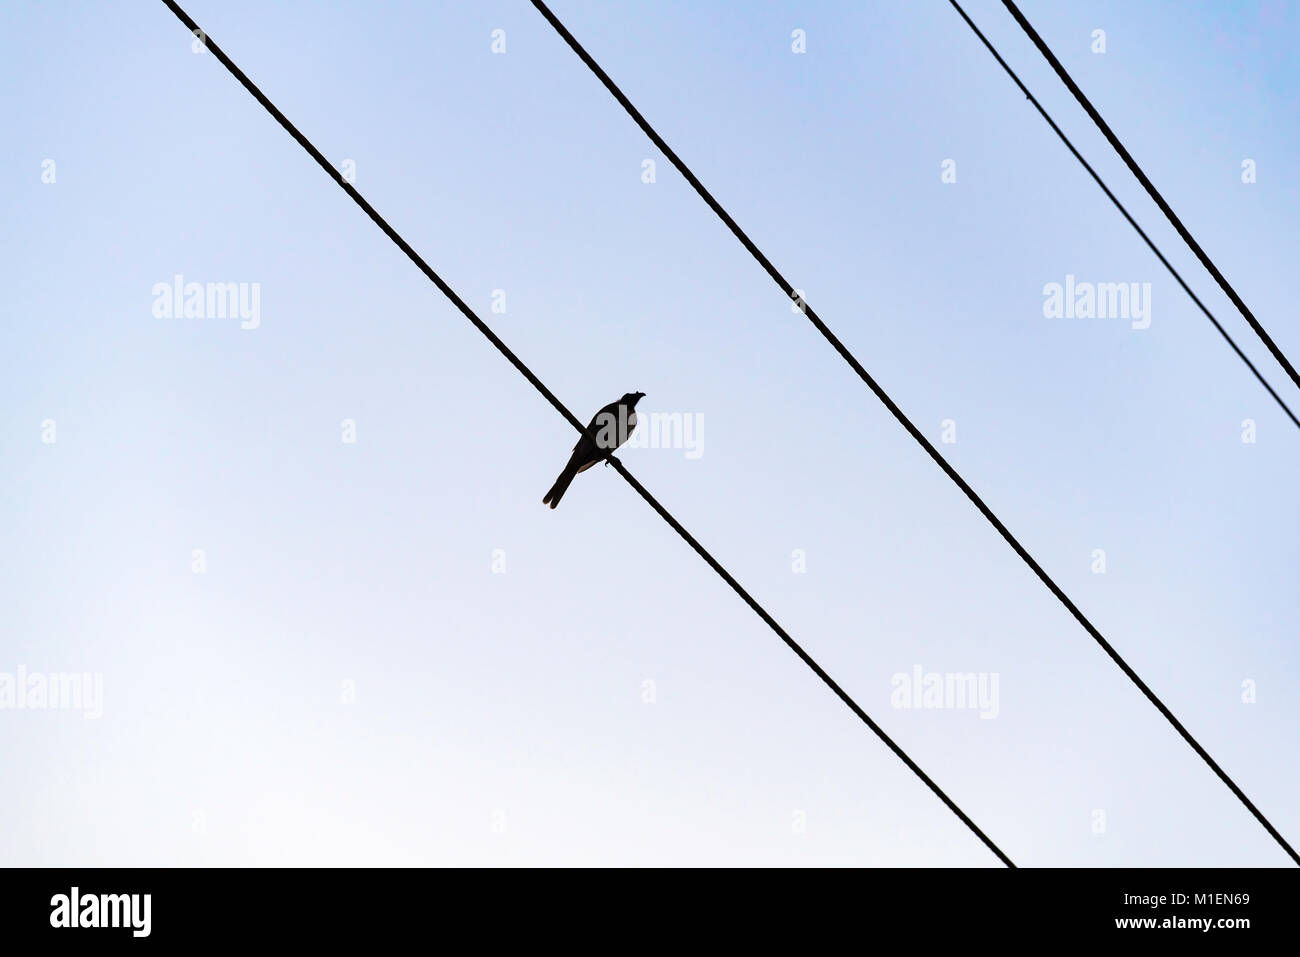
[542, 465, 578, 509]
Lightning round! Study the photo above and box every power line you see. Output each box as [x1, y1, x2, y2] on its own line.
[158, 0, 1014, 868]
[949, 0, 1298, 431]
[1002, 0, 1300, 408]
[529, 0, 1300, 864]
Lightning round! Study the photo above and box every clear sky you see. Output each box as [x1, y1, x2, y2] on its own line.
[2, 0, 1297, 866]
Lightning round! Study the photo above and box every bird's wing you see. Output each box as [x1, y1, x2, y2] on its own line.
[571, 402, 607, 448]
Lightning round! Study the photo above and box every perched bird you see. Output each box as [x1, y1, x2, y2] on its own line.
[543, 392, 646, 509]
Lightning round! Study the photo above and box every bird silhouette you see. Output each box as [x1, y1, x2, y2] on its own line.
[543, 392, 646, 509]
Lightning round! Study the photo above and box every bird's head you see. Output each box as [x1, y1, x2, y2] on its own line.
[621, 391, 646, 408]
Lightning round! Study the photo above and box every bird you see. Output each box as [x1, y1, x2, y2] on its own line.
[543, 392, 646, 509]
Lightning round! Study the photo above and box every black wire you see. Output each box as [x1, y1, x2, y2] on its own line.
[949, 1, 1300, 429]
[1001, 0, 1300, 415]
[529, 0, 1300, 865]
[158, 0, 1015, 868]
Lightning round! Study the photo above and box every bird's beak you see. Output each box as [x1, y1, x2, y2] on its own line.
[634, 392, 646, 401]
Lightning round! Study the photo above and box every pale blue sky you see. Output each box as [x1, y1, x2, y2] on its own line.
[2, 0, 1297, 866]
